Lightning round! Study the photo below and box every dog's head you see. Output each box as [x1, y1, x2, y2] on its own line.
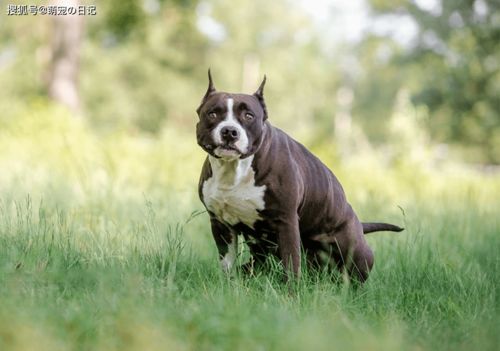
[196, 70, 268, 160]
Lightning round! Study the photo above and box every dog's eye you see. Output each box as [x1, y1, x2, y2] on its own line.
[244, 113, 254, 121]
[207, 112, 217, 120]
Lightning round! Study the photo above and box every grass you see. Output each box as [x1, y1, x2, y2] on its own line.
[0, 105, 499, 350]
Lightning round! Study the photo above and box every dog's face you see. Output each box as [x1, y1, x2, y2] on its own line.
[196, 71, 268, 160]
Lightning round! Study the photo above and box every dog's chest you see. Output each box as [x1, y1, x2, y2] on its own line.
[202, 157, 266, 228]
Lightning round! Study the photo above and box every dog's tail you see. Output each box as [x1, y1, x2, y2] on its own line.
[362, 222, 404, 234]
[310, 222, 404, 242]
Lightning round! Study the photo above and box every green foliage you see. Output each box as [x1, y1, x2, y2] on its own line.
[1, 0, 498, 162]
[81, 0, 207, 132]
[364, 0, 500, 163]
[369, 0, 407, 12]
[103, 0, 146, 40]
[352, 36, 405, 143]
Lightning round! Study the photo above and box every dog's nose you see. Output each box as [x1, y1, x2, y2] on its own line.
[220, 126, 240, 142]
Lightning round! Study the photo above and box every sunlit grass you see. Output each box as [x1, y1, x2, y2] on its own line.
[0, 104, 498, 350]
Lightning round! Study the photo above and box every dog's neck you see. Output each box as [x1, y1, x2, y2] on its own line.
[208, 155, 255, 189]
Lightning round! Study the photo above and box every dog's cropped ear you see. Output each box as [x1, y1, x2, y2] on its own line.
[197, 69, 216, 114]
[253, 75, 268, 120]
[205, 68, 216, 96]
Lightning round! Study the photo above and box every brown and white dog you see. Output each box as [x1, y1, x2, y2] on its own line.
[196, 71, 403, 282]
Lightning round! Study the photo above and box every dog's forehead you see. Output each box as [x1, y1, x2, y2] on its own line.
[230, 93, 260, 107]
[203, 92, 260, 111]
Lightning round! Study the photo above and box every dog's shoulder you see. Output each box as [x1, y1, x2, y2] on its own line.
[261, 125, 321, 174]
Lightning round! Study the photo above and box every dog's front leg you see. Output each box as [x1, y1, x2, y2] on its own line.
[210, 217, 238, 273]
[275, 216, 301, 280]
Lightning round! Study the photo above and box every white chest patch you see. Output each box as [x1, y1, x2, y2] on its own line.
[202, 155, 266, 228]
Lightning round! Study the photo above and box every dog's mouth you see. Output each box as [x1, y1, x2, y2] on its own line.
[219, 144, 238, 151]
[214, 144, 241, 158]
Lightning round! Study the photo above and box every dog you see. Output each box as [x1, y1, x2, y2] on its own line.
[196, 70, 403, 282]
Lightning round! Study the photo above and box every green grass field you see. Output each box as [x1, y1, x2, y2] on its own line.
[0, 108, 499, 350]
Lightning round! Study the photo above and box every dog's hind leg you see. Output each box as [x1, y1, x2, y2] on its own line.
[328, 218, 374, 283]
[346, 241, 374, 283]
[302, 237, 332, 272]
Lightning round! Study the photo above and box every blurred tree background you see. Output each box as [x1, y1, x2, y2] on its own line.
[0, 0, 499, 163]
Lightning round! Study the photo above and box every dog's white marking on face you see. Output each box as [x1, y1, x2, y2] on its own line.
[202, 155, 266, 228]
[212, 98, 249, 156]
[220, 234, 238, 272]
